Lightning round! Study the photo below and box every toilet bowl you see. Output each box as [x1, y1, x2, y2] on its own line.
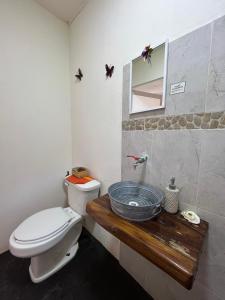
[9, 179, 100, 283]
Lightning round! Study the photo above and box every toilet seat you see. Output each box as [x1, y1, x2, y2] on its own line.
[15, 222, 71, 245]
[9, 207, 82, 258]
[14, 207, 72, 244]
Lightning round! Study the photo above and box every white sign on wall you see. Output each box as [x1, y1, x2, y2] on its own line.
[170, 81, 186, 95]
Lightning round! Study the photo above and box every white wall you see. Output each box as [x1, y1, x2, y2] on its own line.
[0, 0, 71, 253]
[69, 0, 225, 289]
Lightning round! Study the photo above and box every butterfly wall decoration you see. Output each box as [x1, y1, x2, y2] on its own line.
[141, 45, 153, 64]
[105, 64, 114, 78]
[75, 68, 83, 81]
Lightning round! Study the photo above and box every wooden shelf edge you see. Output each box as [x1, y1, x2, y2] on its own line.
[86, 195, 208, 290]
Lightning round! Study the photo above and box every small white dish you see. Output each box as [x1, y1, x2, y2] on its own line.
[181, 210, 200, 224]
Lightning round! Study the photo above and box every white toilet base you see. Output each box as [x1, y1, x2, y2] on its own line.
[29, 243, 79, 283]
[28, 221, 82, 283]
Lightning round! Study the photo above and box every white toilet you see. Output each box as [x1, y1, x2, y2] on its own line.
[9, 178, 100, 283]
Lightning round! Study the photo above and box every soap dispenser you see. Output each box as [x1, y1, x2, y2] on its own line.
[164, 177, 180, 214]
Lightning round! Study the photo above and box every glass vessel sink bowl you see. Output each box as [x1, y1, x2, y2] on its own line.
[108, 181, 165, 222]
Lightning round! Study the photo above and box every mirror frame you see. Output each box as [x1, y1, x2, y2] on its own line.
[129, 39, 169, 114]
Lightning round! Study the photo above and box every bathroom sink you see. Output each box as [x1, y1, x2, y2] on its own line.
[108, 181, 164, 222]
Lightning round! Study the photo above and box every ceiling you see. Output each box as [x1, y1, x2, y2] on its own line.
[35, 0, 88, 24]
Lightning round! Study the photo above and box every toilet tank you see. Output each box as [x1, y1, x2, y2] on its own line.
[66, 179, 101, 216]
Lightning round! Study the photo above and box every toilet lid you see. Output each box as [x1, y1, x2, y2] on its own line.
[14, 207, 72, 242]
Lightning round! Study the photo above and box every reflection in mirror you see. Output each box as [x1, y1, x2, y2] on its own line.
[130, 41, 168, 114]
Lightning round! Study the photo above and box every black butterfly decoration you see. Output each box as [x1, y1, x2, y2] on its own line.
[105, 64, 114, 78]
[141, 45, 153, 64]
[75, 68, 83, 81]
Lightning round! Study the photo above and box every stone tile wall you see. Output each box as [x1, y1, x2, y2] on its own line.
[122, 111, 225, 131]
[122, 16, 225, 121]
[120, 14, 225, 300]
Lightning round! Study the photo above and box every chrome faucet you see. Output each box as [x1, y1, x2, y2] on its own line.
[127, 154, 149, 169]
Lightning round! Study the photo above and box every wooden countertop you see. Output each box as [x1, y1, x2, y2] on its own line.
[86, 194, 208, 290]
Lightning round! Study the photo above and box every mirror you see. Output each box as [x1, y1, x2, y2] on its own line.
[130, 41, 168, 114]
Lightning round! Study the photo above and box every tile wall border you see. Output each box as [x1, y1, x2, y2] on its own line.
[122, 111, 225, 131]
